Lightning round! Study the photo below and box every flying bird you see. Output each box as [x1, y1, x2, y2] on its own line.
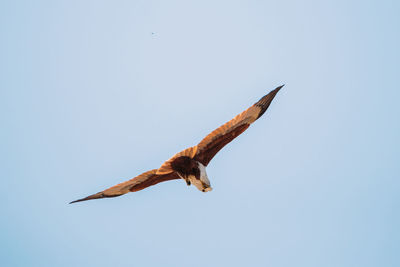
[70, 85, 283, 203]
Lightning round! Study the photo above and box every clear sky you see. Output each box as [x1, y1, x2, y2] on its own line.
[1, 0, 399, 266]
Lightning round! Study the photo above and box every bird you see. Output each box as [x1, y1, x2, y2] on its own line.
[70, 85, 283, 204]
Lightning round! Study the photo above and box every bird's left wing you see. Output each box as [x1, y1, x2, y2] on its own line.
[193, 85, 283, 166]
[69, 169, 180, 203]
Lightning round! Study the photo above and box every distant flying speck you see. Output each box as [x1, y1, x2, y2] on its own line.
[70, 85, 283, 204]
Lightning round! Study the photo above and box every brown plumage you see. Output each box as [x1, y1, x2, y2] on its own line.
[69, 170, 180, 203]
[70, 85, 283, 203]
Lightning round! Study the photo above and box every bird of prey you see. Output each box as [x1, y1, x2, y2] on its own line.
[70, 85, 283, 204]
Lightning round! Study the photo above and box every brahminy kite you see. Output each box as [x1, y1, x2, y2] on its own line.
[70, 85, 283, 203]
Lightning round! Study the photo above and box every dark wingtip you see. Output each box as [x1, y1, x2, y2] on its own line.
[69, 192, 105, 204]
[273, 84, 285, 93]
[69, 198, 86, 204]
[254, 85, 283, 119]
[69, 191, 123, 204]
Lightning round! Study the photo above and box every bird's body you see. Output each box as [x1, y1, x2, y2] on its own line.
[70, 85, 283, 204]
[171, 157, 211, 192]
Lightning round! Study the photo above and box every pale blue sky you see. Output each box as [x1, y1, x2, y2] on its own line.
[1, 1, 399, 266]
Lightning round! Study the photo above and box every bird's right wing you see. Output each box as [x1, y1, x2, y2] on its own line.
[155, 86, 283, 174]
[70, 169, 181, 204]
[193, 86, 283, 166]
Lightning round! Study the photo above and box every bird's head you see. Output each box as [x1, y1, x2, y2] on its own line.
[188, 161, 212, 192]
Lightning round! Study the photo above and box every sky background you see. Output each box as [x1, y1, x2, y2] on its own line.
[1, 0, 399, 266]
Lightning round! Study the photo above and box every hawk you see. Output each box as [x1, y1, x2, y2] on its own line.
[70, 85, 283, 203]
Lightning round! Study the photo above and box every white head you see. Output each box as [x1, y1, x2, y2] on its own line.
[188, 162, 212, 192]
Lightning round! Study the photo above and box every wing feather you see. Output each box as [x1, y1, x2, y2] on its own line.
[193, 85, 283, 166]
[69, 170, 180, 203]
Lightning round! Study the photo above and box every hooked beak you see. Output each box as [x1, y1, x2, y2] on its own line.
[202, 187, 213, 192]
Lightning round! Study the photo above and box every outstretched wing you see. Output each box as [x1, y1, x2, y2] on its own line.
[69, 170, 180, 203]
[193, 85, 283, 166]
